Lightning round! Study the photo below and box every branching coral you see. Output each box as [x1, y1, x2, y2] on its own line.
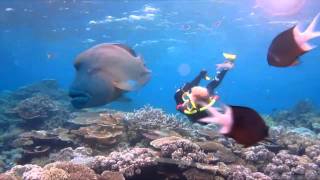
[264, 150, 320, 180]
[242, 145, 275, 169]
[124, 105, 192, 129]
[228, 165, 271, 180]
[90, 147, 157, 177]
[151, 136, 209, 165]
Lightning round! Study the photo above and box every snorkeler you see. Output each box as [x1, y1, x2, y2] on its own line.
[174, 53, 269, 147]
[174, 53, 235, 123]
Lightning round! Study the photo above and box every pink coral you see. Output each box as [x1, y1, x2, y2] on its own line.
[44, 162, 98, 180]
[151, 136, 209, 165]
[90, 148, 157, 177]
[264, 151, 320, 180]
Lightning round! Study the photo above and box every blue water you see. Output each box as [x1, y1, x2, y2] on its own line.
[1, 0, 320, 114]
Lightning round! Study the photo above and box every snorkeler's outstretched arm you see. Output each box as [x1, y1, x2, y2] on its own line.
[182, 70, 207, 92]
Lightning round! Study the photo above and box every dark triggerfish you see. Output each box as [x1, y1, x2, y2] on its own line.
[267, 13, 320, 67]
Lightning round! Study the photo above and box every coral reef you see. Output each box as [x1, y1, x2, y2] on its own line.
[10, 128, 76, 165]
[12, 94, 59, 121]
[124, 105, 188, 129]
[99, 171, 125, 180]
[1, 81, 320, 179]
[72, 124, 123, 146]
[305, 144, 320, 166]
[270, 99, 320, 132]
[0, 148, 23, 173]
[49, 147, 93, 163]
[68, 111, 124, 127]
[151, 136, 209, 165]
[11, 93, 70, 129]
[269, 127, 320, 155]
[228, 165, 272, 180]
[44, 162, 98, 180]
[89, 147, 158, 177]
[43, 146, 157, 177]
[4, 162, 98, 180]
[264, 150, 320, 180]
[9, 80, 70, 101]
[241, 145, 275, 171]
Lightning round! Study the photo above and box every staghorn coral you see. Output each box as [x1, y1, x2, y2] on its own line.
[124, 105, 192, 130]
[264, 150, 320, 180]
[151, 136, 209, 165]
[122, 105, 213, 144]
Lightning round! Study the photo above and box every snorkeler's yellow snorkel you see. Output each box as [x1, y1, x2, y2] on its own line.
[204, 52, 237, 81]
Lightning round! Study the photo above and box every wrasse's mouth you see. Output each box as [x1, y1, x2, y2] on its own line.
[69, 90, 91, 108]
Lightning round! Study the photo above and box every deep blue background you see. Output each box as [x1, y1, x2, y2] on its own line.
[1, 0, 320, 114]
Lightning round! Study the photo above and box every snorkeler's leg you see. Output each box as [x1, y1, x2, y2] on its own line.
[206, 69, 228, 95]
[182, 70, 207, 91]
